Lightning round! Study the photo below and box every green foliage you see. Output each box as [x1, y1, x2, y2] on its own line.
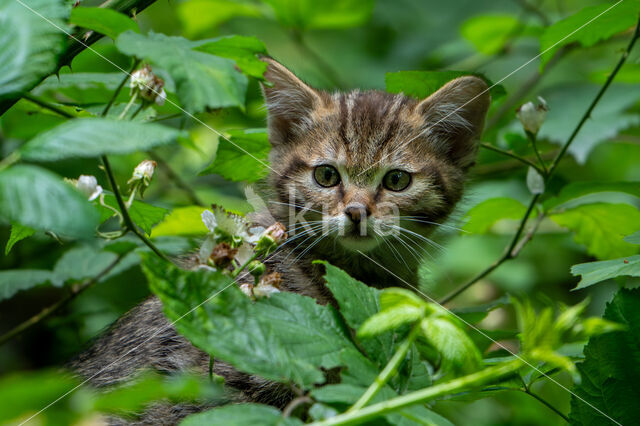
[70, 7, 140, 41]
[571, 255, 640, 290]
[460, 14, 521, 55]
[0, 269, 53, 302]
[116, 31, 249, 113]
[151, 206, 209, 237]
[0, 165, 99, 237]
[263, 0, 375, 30]
[4, 223, 35, 254]
[195, 36, 268, 79]
[550, 203, 640, 260]
[386, 71, 505, 100]
[180, 404, 303, 426]
[543, 181, 640, 210]
[177, 0, 262, 38]
[99, 194, 169, 236]
[463, 197, 527, 234]
[570, 288, 640, 425]
[200, 129, 270, 182]
[0, 0, 67, 99]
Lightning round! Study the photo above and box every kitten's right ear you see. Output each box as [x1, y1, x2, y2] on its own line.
[260, 57, 322, 145]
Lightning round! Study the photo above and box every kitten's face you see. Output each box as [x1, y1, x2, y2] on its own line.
[261, 59, 490, 254]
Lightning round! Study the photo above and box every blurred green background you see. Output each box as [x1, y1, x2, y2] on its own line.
[2, 0, 640, 424]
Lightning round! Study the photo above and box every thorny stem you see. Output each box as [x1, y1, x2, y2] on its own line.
[0, 255, 124, 346]
[102, 59, 140, 117]
[440, 17, 640, 304]
[101, 155, 171, 262]
[480, 142, 545, 176]
[310, 359, 523, 426]
[349, 325, 421, 411]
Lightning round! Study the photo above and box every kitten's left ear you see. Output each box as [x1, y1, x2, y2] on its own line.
[416, 76, 490, 170]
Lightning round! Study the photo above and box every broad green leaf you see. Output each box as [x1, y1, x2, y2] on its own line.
[379, 288, 425, 311]
[539, 1, 640, 69]
[181, 404, 302, 426]
[151, 206, 209, 237]
[0, 0, 67, 99]
[570, 288, 640, 425]
[177, 0, 261, 38]
[263, 0, 374, 30]
[70, 7, 140, 40]
[625, 230, 640, 244]
[98, 194, 169, 236]
[544, 181, 640, 210]
[0, 165, 99, 237]
[571, 255, 640, 290]
[5, 223, 35, 255]
[143, 254, 358, 388]
[550, 203, 640, 260]
[463, 197, 527, 234]
[195, 35, 268, 79]
[460, 14, 520, 55]
[52, 246, 119, 286]
[116, 31, 248, 113]
[200, 129, 270, 182]
[317, 261, 393, 365]
[385, 71, 505, 101]
[34, 73, 129, 105]
[419, 316, 482, 376]
[358, 305, 423, 338]
[0, 270, 53, 301]
[20, 119, 184, 161]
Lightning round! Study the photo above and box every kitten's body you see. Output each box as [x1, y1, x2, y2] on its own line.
[70, 58, 490, 424]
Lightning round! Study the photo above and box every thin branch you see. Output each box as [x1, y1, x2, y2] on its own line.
[480, 142, 546, 176]
[148, 151, 205, 206]
[523, 389, 570, 422]
[441, 18, 640, 304]
[0, 255, 123, 346]
[22, 94, 76, 119]
[101, 155, 171, 262]
[102, 58, 140, 117]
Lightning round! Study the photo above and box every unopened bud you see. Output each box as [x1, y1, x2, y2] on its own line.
[254, 222, 287, 256]
[128, 160, 157, 191]
[517, 97, 548, 135]
[74, 175, 103, 201]
[248, 260, 266, 282]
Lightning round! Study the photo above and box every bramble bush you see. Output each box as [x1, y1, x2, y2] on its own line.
[1, 0, 640, 425]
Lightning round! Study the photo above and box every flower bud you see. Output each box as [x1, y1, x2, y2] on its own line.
[254, 222, 287, 256]
[130, 65, 166, 106]
[248, 260, 266, 282]
[127, 160, 157, 193]
[74, 175, 103, 201]
[517, 97, 548, 135]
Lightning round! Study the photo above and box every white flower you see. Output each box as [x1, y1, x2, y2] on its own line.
[517, 96, 548, 135]
[201, 207, 258, 244]
[130, 67, 154, 92]
[75, 175, 103, 201]
[128, 160, 156, 185]
[130, 65, 166, 105]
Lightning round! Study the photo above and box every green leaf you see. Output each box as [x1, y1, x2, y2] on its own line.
[200, 129, 270, 182]
[177, 0, 261, 38]
[20, 118, 183, 161]
[460, 14, 520, 55]
[151, 206, 208, 237]
[0, 0, 67, 99]
[70, 7, 140, 40]
[317, 261, 393, 365]
[52, 246, 118, 286]
[452, 295, 510, 323]
[550, 203, 640, 260]
[0, 165, 99, 238]
[98, 194, 169, 236]
[33, 72, 129, 105]
[625, 230, 640, 244]
[195, 35, 268, 79]
[116, 31, 248, 113]
[419, 316, 482, 376]
[570, 288, 640, 425]
[181, 404, 302, 426]
[263, 0, 375, 30]
[358, 305, 423, 338]
[571, 255, 640, 290]
[0, 270, 53, 302]
[539, 1, 640, 69]
[385, 71, 505, 101]
[463, 197, 527, 234]
[544, 181, 640, 210]
[143, 254, 358, 389]
[5, 223, 35, 255]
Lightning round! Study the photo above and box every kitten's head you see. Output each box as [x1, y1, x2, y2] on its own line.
[261, 58, 490, 254]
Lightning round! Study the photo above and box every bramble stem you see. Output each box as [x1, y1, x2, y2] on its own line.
[480, 142, 545, 176]
[349, 325, 420, 411]
[310, 359, 523, 426]
[441, 17, 640, 304]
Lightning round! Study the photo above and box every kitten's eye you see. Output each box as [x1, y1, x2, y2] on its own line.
[383, 170, 411, 191]
[314, 165, 341, 187]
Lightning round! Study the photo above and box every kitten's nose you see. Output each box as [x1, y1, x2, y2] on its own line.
[344, 203, 370, 224]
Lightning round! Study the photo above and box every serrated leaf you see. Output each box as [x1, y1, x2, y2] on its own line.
[70, 7, 139, 40]
[20, 118, 183, 161]
[99, 194, 169, 236]
[263, 0, 374, 30]
[5, 223, 35, 255]
[571, 255, 640, 290]
[460, 14, 520, 55]
[385, 71, 505, 100]
[0, 270, 53, 301]
[151, 206, 209, 237]
[116, 31, 248, 113]
[463, 197, 527, 234]
[200, 129, 270, 182]
[570, 288, 640, 425]
[142, 254, 358, 389]
[526, 166, 545, 194]
[544, 181, 640, 210]
[181, 404, 302, 426]
[0, 0, 67, 99]
[33, 72, 130, 105]
[195, 35, 268, 79]
[539, 1, 640, 70]
[0, 165, 99, 238]
[550, 203, 640, 260]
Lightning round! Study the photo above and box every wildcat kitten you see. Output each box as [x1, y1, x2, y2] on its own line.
[70, 58, 490, 424]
